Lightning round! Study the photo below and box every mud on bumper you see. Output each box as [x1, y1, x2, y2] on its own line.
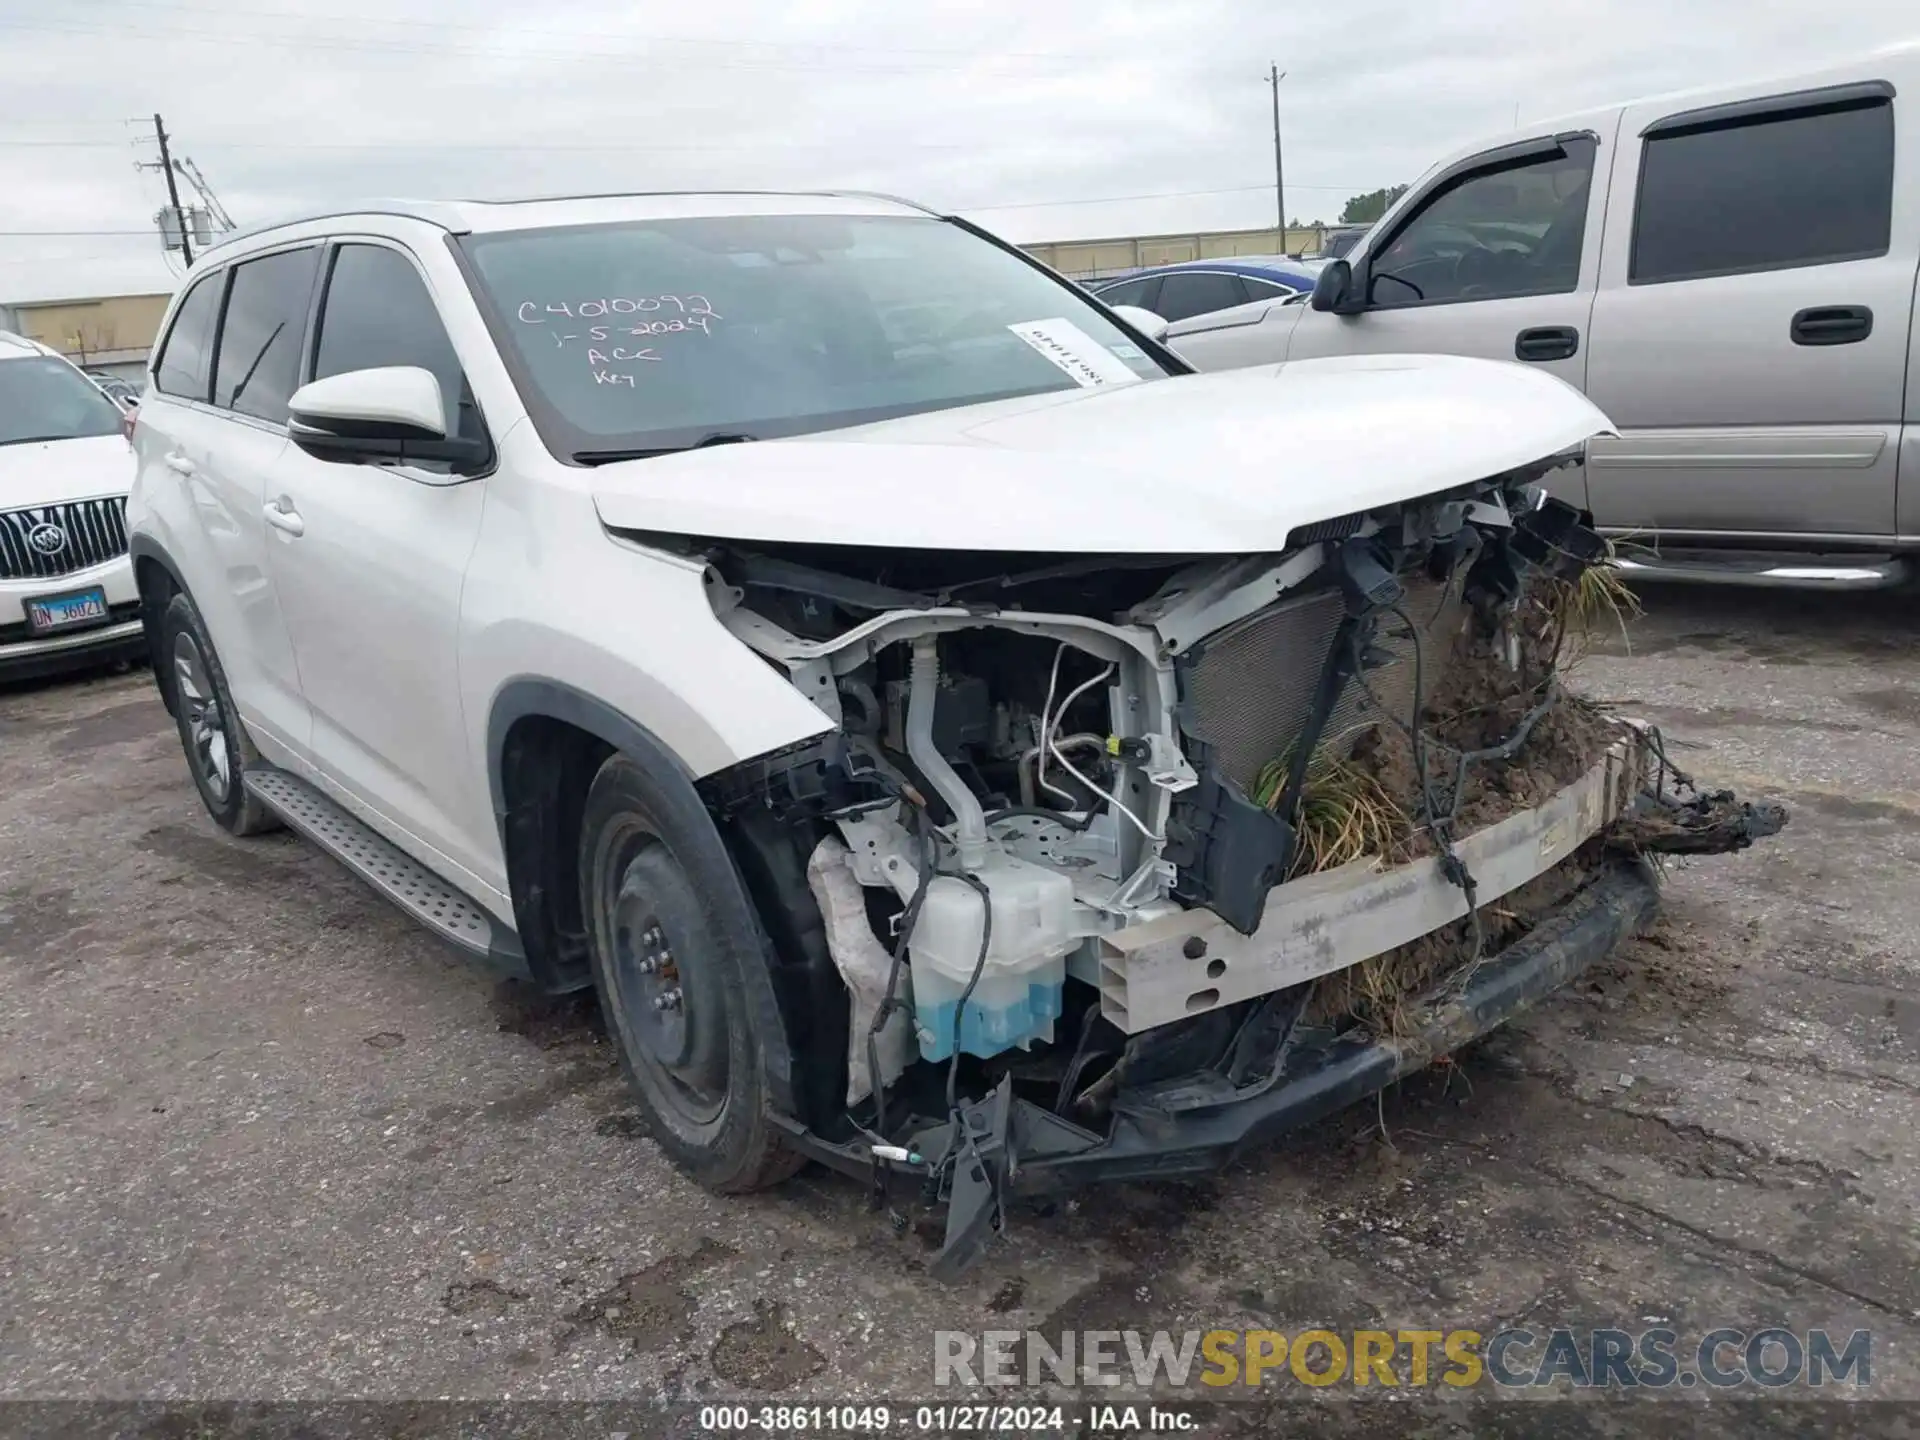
[916, 855, 1659, 1276]
[777, 854, 1661, 1279]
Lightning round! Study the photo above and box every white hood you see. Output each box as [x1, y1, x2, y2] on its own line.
[0, 434, 133, 508]
[590, 353, 1613, 555]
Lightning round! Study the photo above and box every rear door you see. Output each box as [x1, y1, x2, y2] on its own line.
[263, 239, 498, 892]
[135, 258, 314, 758]
[1585, 78, 1913, 538]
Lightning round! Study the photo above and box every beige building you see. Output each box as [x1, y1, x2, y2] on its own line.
[1022, 224, 1331, 279]
[0, 291, 172, 380]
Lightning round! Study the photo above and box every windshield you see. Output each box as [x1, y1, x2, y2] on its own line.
[458, 212, 1172, 459]
[0, 355, 126, 446]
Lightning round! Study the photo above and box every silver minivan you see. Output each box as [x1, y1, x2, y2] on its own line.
[1167, 48, 1920, 587]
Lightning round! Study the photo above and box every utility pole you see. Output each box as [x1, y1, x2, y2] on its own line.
[174, 157, 236, 233]
[1269, 65, 1287, 256]
[151, 113, 191, 266]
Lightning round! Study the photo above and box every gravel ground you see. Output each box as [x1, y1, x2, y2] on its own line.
[2, 585, 1916, 1425]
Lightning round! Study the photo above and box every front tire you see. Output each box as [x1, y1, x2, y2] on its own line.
[579, 753, 802, 1192]
[160, 592, 279, 836]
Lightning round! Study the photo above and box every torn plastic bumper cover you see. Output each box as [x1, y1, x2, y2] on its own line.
[775, 853, 1661, 1279]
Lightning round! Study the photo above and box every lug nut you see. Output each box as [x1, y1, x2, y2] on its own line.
[651, 989, 682, 1012]
[636, 956, 660, 975]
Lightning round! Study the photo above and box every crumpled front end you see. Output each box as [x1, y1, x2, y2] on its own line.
[674, 447, 1786, 1278]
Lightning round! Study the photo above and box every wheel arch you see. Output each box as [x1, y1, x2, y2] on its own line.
[486, 677, 804, 1119]
[129, 534, 188, 717]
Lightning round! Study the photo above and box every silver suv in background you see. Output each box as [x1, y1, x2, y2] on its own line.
[1167, 48, 1920, 589]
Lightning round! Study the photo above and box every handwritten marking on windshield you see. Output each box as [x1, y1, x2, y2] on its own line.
[586, 347, 662, 366]
[518, 296, 720, 324]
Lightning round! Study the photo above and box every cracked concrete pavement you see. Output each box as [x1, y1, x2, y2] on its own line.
[1, 585, 1916, 1419]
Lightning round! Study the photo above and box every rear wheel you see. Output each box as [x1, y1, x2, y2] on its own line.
[579, 753, 802, 1192]
[160, 593, 279, 836]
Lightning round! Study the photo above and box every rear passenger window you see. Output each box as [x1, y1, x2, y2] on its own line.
[212, 247, 319, 422]
[311, 244, 472, 439]
[1154, 272, 1248, 322]
[1631, 95, 1894, 284]
[153, 272, 224, 401]
[1094, 276, 1157, 309]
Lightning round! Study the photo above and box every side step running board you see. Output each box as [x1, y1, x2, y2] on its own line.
[243, 767, 525, 969]
[1611, 554, 1910, 591]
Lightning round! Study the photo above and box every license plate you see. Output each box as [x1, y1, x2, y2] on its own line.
[24, 586, 110, 636]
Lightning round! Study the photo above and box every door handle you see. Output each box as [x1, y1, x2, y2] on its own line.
[1791, 305, 1873, 346]
[163, 453, 195, 475]
[262, 500, 305, 537]
[1514, 326, 1579, 363]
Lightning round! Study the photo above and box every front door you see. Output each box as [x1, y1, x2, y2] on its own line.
[1286, 130, 1616, 509]
[1584, 79, 1912, 539]
[263, 239, 500, 895]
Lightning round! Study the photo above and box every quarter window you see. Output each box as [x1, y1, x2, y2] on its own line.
[1241, 277, 1301, 300]
[212, 247, 320, 422]
[1366, 141, 1595, 308]
[311, 244, 473, 440]
[153, 271, 225, 401]
[1631, 97, 1894, 285]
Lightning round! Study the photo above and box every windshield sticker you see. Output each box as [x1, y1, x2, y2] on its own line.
[1006, 319, 1141, 388]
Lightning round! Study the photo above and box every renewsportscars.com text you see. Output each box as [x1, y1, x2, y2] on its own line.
[934, 1327, 1872, 1390]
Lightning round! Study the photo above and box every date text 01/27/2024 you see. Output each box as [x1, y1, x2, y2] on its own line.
[693, 1405, 1197, 1433]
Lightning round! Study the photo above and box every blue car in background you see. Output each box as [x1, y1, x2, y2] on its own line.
[1088, 257, 1322, 325]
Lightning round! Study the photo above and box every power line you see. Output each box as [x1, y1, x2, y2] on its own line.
[0, 16, 1085, 76]
[102, 0, 1098, 62]
[0, 137, 991, 152]
[0, 182, 1372, 240]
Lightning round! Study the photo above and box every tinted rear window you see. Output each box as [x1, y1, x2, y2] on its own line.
[1631, 98, 1894, 284]
[212, 247, 320, 421]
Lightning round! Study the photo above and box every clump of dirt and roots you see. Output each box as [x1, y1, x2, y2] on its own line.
[1262, 566, 1646, 1036]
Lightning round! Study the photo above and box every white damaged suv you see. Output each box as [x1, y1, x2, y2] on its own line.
[1, 330, 144, 679]
[127, 192, 1780, 1275]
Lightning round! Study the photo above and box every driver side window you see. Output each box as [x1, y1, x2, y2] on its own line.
[1365, 141, 1596, 309]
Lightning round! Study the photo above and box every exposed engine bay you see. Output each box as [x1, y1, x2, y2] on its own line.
[675, 453, 1786, 1277]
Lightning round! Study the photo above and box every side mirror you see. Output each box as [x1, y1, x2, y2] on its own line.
[288, 366, 486, 467]
[1309, 259, 1360, 314]
[1108, 304, 1170, 343]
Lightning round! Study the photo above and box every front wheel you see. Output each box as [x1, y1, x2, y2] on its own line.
[579, 753, 802, 1192]
[160, 592, 279, 836]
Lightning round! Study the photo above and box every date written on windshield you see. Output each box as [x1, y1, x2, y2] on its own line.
[517, 297, 724, 385]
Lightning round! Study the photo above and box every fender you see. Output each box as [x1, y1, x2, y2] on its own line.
[128, 533, 191, 717]
[486, 676, 801, 1119]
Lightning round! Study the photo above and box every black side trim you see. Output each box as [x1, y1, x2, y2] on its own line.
[1641, 79, 1894, 139]
[485, 678, 800, 1119]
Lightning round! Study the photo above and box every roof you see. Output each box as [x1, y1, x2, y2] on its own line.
[0, 329, 55, 358]
[198, 189, 941, 264]
[1096, 257, 1320, 287]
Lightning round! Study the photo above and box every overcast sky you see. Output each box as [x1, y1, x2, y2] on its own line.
[0, 0, 1913, 303]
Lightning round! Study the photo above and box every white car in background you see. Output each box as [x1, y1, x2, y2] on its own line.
[0, 329, 144, 680]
